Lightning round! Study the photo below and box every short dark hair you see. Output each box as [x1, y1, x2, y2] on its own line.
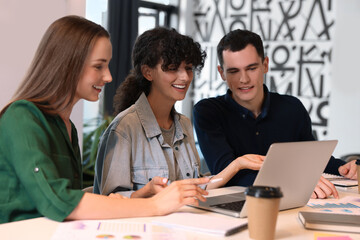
[217, 29, 264, 68]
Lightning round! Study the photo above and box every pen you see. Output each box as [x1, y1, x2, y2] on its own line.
[193, 162, 200, 178]
[166, 177, 223, 188]
[198, 178, 223, 189]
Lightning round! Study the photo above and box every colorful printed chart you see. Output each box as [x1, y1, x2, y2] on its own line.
[51, 220, 149, 240]
[307, 196, 360, 214]
[123, 235, 142, 239]
[51, 220, 187, 240]
[96, 234, 115, 239]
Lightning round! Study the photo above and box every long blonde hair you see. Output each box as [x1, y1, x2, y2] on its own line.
[1, 15, 109, 116]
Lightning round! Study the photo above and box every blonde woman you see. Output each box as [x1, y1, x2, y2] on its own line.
[0, 16, 209, 223]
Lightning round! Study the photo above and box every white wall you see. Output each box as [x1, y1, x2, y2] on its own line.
[0, 0, 86, 147]
[177, 0, 195, 118]
[328, 0, 360, 157]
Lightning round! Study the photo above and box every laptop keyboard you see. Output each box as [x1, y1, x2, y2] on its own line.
[211, 200, 245, 211]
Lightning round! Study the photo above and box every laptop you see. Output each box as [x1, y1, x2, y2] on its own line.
[194, 140, 338, 218]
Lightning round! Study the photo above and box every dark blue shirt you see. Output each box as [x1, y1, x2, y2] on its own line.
[193, 86, 345, 187]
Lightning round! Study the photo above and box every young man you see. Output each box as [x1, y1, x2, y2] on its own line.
[193, 29, 357, 199]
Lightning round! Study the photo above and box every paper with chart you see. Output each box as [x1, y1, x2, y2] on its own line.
[51, 219, 186, 240]
[306, 196, 360, 215]
[50, 220, 149, 240]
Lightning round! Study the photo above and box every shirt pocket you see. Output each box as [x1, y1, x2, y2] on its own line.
[131, 167, 168, 189]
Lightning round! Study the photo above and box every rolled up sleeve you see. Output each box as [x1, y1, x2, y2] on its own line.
[0, 101, 84, 222]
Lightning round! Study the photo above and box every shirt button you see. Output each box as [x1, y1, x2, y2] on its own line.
[256, 132, 259, 135]
[175, 147, 179, 151]
[186, 173, 190, 177]
[34, 167, 39, 173]
[242, 114, 246, 118]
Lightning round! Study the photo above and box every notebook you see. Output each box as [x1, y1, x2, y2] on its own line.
[298, 211, 360, 233]
[322, 173, 358, 187]
[152, 212, 247, 236]
[193, 140, 338, 218]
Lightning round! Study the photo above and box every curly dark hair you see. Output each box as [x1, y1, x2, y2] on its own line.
[113, 27, 207, 115]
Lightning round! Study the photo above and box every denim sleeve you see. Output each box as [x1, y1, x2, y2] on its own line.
[94, 126, 133, 196]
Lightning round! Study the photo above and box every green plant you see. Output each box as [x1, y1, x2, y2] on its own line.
[82, 115, 114, 188]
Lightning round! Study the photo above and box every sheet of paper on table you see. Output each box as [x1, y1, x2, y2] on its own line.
[50, 219, 186, 240]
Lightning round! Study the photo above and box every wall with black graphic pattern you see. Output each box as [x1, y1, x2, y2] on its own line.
[191, 0, 336, 140]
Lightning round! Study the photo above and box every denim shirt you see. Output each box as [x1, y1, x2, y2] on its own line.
[94, 93, 200, 196]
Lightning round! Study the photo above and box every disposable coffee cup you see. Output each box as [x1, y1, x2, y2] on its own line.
[245, 186, 283, 240]
[356, 159, 360, 193]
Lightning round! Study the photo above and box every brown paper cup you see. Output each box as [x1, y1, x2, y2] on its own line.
[246, 196, 281, 240]
[245, 186, 283, 240]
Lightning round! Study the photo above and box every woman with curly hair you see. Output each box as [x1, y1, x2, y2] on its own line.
[94, 27, 245, 197]
[0, 17, 210, 223]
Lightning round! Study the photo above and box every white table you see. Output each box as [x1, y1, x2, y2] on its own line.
[2, 187, 360, 240]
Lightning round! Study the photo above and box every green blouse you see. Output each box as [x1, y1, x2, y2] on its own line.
[0, 100, 84, 223]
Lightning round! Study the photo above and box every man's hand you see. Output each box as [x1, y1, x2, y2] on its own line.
[338, 160, 358, 179]
[311, 176, 339, 199]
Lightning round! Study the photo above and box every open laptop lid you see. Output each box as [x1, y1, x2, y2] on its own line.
[239, 140, 338, 217]
[194, 140, 338, 218]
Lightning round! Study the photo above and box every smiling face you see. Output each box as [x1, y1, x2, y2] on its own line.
[75, 37, 112, 102]
[218, 44, 269, 114]
[144, 61, 194, 106]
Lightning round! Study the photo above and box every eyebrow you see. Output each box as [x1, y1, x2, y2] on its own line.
[92, 58, 108, 63]
[247, 63, 259, 68]
[95, 58, 107, 62]
[226, 62, 259, 72]
[226, 67, 239, 72]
